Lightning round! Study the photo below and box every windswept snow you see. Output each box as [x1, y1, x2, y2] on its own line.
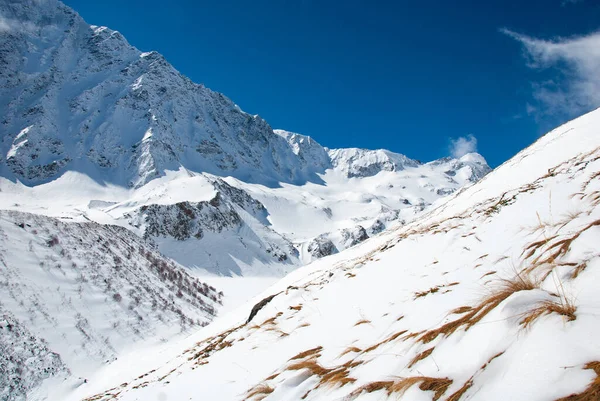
[75, 108, 600, 401]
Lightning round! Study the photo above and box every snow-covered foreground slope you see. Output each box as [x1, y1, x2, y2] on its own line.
[76, 109, 600, 401]
[0, 210, 222, 401]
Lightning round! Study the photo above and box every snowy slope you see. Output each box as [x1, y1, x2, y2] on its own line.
[0, 210, 222, 400]
[232, 148, 490, 263]
[75, 108, 600, 401]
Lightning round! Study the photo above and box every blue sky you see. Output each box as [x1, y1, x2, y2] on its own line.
[63, 0, 600, 167]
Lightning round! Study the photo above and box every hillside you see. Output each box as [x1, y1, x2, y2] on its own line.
[0, 210, 222, 401]
[74, 109, 600, 401]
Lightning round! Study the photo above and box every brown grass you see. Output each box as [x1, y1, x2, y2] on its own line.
[555, 362, 600, 401]
[450, 306, 473, 315]
[480, 270, 497, 278]
[520, 298, 576, 329]
[354, 319, 371, 326]
[571, 261, 589, 279]
[419, 274, 538, 343]
[289, 346, 323, 361]
[446, 378, 474, 401]
[340, 346, 362, 357]
[363, 330, 408, 353]
[523, 220, 600, 267]
[287, 359, 330, 377]
[349, 377, 452, 401]
[246, 383, 274, 400]
[289, 305, 303, 311]
[414, 286, 440, 299]
[408, 347, 434, 368]
[481, 351, 505, 370]
[260, 312, 283, 327]
[264, 373, 279, 381]
[287, 358, 361, 389]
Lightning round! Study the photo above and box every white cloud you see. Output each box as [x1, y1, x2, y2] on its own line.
[0, 16, 11, 32]
[503, 28, 600, 119]
[449, 135, 478, 158]
[561, 0, 583, 6]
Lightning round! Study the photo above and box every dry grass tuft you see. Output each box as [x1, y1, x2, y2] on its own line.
[481, 351, 505, 370]
[408, 347, 434, 368]
[523, 220, 600, 267]
[349, 377, 452, 401]
[354, 319, 371, 326]
[450, 306, 473, 315]
[446, 378, 474, 401]
[481, 270, 497, 278]
[287, 359, 330, 377]
[289, 305, 303, 311]
[571, 261, 589, 279]
[246, 383, 274, 400]
[289, 346, 323, 361]
[520, 298, 576, 329]
[419, 274, 538, 343]
[339, 346, 362, 357]
[418, 377, 454, 400]
[555, 362, 600, 401]
[414, 286, 440, 299]
[287, 358, 361, 389]
[363, 330, 408, 353]
[264, 373, 279, 381]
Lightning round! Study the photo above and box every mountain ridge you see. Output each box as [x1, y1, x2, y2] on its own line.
[0, 0, 489, 189]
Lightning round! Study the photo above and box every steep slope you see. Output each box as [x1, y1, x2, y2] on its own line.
[0, 210, 222, 400]
[77, 109, 600, 401]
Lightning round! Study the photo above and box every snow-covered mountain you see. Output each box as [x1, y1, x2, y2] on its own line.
[74, 107, 600, 401]
[0, 1, 495, 399]
[0, 0, 333, 188]
[0, 0, 490, 276]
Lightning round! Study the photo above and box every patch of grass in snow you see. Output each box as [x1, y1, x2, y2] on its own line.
[414, 286, 440, 299]
[408, 347, 435, 368]
[555, 362, 600, 401]
[520, 298, 577, 329]
[339, 346, 362, 358]
[419, 273, 539, 344]
[289, 346, 323, 361]
[446, 378, 474, 401]
[363, 330, 408, 353]
[348, 376, 453, 401]
[246, 383, 274, 400]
